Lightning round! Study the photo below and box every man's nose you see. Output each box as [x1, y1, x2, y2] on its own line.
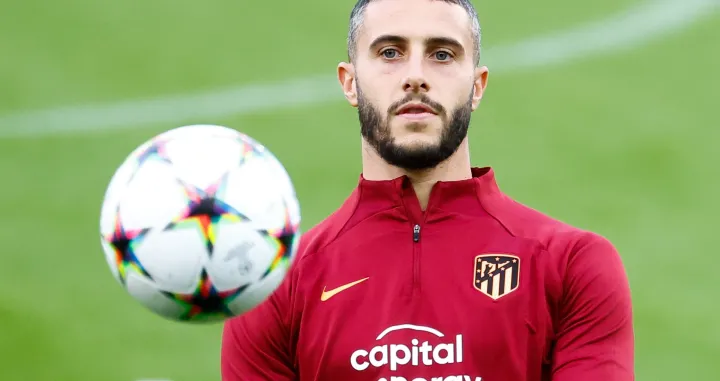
[402, 58, 430, 93]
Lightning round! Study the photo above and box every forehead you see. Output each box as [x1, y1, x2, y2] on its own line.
[358, 0, 472, 48]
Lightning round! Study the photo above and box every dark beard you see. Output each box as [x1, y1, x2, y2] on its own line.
[358, 87, 473, 171]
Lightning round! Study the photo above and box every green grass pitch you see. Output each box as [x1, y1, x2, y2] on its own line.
[0, 0, 718, 380]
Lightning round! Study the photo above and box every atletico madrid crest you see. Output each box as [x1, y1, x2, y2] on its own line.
[473, 254, 520, 300]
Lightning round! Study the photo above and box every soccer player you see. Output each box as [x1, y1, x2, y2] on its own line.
[221, 0, 635, 379]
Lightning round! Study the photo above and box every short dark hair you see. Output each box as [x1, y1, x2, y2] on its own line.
[347, 0, 482, 66]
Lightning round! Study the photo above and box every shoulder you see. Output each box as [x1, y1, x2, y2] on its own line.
[479, 189, 625, 280]
[294, 188, 361, 263]
[481, 190, 631, 319]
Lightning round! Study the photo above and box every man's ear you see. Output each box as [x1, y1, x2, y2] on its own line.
[338, 62, 358, 107]
[471, 66, 489, 110]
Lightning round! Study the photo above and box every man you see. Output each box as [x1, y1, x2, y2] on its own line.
[221, 0, 635, 380]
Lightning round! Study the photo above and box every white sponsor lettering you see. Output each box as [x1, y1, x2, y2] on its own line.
[376, 376, 482, 381]
[350, 325, 482, 381]
[351, 335, 462, 371]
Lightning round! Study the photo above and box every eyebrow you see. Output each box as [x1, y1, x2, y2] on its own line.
[369, 34, 465, 54]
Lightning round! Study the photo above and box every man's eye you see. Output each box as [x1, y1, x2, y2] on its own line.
[434, 51, 452, 61]
[382, 49, 399, 59]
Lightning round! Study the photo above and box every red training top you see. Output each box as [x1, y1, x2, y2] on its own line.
[221, 167, 634, 381]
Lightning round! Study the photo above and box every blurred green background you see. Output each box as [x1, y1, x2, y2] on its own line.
[1, 0, 718, 380]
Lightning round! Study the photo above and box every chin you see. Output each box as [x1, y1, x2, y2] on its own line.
[392, 117, 442, 136]
[392, 134, 442, 150]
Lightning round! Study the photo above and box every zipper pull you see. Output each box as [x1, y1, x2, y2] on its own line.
[413, 224, 421, 242]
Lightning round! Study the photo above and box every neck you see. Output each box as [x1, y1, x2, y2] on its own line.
[361, 138, 473, 210]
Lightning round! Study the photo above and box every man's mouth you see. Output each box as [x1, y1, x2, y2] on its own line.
[396, 103, 437, 120]
[397, 103, 437, 115]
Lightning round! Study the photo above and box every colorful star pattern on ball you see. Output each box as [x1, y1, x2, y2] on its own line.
[104, 212, 152, 285]
[163, 269, 249, 321]
[135, 138, 173, 165]
[237, 133, 266, 164]
[260, 200, 300, 279]
[166, 173, 250, 257]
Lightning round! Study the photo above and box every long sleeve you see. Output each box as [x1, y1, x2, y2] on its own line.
[550, 233, 635, 380]
[221, 263, 298, 380]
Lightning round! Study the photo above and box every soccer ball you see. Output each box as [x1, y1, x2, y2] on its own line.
[99, 125, 301, 322]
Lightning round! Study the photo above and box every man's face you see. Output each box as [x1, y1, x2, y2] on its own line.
[340, 0, 488, 170]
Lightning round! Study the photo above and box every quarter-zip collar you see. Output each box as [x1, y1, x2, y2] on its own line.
[354, 167, 500, 222]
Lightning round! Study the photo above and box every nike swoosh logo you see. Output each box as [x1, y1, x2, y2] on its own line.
[320, 277, 369, 302]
